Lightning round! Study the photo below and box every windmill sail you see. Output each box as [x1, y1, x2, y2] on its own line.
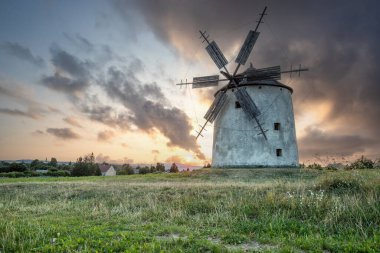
[206, 41, 228, 69]
[244, 65, 281, 81]
[192, 75, 219, 89]
[235, 31, 260, 65]
[234, 88, 261, 117]
[234, 88, 267, 139]
[204, 91, 228, 123]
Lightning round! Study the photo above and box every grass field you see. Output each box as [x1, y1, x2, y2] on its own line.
[0, 168, 379, 252]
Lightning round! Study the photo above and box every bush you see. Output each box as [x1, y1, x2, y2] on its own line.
[0, 166, 10, 173]
[317, 174, 363, 193]
[156, 163, 165, 172]
[9, 163, 27, 172]
[47, 170, 70, 177]
[32, 164, 55, 171]
[57, 164, 72, 171]
[346, 156, 374, 170]
[150, 165, 157, 173]
[117, 164, 134, 175]
[307, 163, 323, 170]
[0, 172, 25, 178]
[23, 170, 41, 177]
[139, 166, 150, 174]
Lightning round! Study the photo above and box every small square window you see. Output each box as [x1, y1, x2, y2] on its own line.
[235, 101, 241, 109]
[276, 149, 282, 157]
[274, 122, 281, 130]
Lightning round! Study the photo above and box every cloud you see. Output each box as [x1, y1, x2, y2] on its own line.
[63, 116, 82, 128]
[79, 96, 131, 129]
[298, 127, 377, 160]
[95, 153, 133, 164]
[95, 153, 111, 163]
[0, 79, 40, 105]
[113, 0, 380, 160]
[41, 73, 89, 95]
[50, 46, 92, 78]
[97, 130, 115, 142]
[102, 65, 205, 160]
[0, 108, 42, 119]
[46, 128, 80, 140]
[165, 155, 186, 164]
[32, 130, 45, 136]
[64, 33, 95, 52]
[40, 46, 92, 96]
[0, 42, 44, 67]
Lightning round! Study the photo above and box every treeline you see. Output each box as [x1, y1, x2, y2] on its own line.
[301, 156, 380, 170]
[0, 153, 180, 178]
[117, 163, 179, 175]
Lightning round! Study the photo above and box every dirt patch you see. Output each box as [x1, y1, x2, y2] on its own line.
[207, 237, 277, 252]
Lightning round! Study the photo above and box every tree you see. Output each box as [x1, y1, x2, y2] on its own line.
[156, 163, 165, 172]
[72, 153, 100, 176]
[31, 159, 39, 168]
[49, 157, 58, 167]
[204, 163, 211, 168]
[117, 164, 134, 175]
[139, 166, 150, 174]
[169, 163, 179, 173]
[9, 163, 27, 172]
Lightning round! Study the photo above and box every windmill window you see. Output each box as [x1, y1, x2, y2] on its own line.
[274, 122, 281, 130]
[276, 149, 282, 157]
[235, 101, 241, 109]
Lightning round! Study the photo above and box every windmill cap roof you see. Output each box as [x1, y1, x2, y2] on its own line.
[215, 79, 293, 97]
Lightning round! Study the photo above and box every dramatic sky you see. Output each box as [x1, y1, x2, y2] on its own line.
[0, 0, 379, 165]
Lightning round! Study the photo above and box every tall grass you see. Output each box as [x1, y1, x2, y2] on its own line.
[0, 169, 379, 252]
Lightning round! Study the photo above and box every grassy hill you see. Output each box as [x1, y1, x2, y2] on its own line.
[0, 168, 379, 252]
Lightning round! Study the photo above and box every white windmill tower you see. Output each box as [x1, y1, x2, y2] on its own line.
[177, 7, 308, 167]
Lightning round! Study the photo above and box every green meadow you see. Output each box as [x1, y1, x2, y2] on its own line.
[0, 168, 379, 252]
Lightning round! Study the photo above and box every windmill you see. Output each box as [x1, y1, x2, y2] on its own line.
[177, 6, 308, 167]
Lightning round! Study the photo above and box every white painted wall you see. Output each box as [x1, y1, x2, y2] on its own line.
[102, 166, 116, 176]
[212, 81, 299, 167]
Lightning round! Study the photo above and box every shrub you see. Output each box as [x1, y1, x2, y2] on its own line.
[23, 170, 41, 177]
[32, 164, 55, 171]
[317, 174, 363, 193]
[9, 163, 27, 172]
[307, 163, 323, 170]
[47, 170, 70, 177]
[0, 172, 25, 178]
[346, 156, 374, 170]
[0, 166, 10, 173]
[156, 163, 165, 172]
[139, 166, 150, 174]
[117, 164, 134, 175]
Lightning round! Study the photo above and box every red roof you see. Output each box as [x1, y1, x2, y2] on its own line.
[98, 164, 112, 173]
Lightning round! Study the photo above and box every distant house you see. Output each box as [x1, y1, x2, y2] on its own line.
[98, 164, 116, 176]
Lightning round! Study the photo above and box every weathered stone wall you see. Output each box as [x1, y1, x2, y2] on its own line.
[212, 83, 298, 167]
